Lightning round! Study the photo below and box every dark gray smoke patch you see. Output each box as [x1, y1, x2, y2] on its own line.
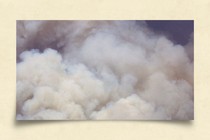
[145, 20, 193, 46]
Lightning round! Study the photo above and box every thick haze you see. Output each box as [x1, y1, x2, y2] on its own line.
[16, 20, 194, 120]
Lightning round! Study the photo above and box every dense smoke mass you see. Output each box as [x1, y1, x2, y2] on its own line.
[16, 20, 194, 120]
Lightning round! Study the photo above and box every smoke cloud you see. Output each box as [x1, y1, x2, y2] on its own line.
[16, 21, 193, 120]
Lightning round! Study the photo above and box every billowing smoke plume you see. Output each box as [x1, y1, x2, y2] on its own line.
[16, 21, 194, 120]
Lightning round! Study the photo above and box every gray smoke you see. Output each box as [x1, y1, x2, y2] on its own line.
[16, 21, 193, 120]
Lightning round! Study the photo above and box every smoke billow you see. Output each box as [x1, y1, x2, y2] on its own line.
[16, 20, 194, 120]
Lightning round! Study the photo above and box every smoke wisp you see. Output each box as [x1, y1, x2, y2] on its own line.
[16, 21, 194, 120]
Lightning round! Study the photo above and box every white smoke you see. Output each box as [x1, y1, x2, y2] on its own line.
[16, 21, 193, 120]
